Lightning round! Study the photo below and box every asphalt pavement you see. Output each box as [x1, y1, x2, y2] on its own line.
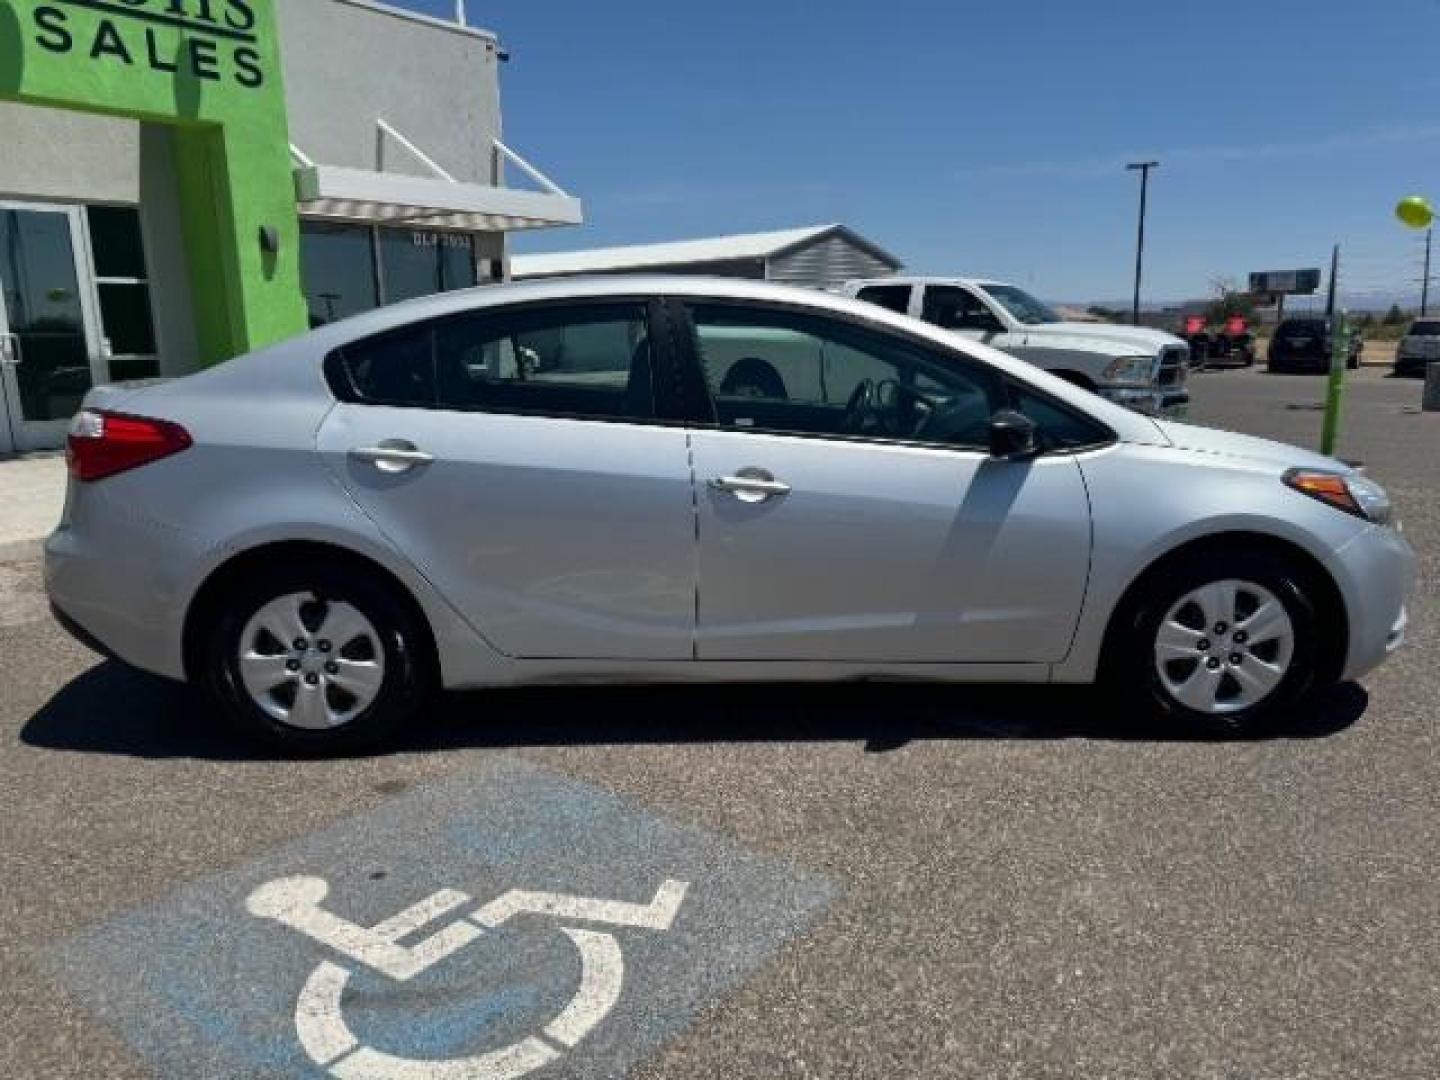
[2, 366, 1437, 1079]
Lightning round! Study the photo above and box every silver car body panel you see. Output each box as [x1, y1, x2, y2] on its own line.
[45, 276, 1413, 693]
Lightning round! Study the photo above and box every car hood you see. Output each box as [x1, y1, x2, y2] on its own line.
[1026, 322, 1186, 354]
[1151, 419, 1348, 473]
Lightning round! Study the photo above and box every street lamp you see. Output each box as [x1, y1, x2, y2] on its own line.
[1126, 161, 1160, 326]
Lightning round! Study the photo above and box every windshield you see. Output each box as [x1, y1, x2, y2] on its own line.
[1408, 320, 1440, 336]
[979, 284, 1060, 326]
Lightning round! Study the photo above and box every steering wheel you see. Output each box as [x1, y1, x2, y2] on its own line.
[842, 379, 877, 433]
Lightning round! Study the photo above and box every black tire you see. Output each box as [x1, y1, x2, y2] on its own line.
[1104, 549, 1324, 736]
[202, 560, 431, 753]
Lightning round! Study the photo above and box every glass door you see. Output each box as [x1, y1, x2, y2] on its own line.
[0, 202, 104, 454]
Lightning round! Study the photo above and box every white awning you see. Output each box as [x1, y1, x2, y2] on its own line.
[293, 164, 584, 232]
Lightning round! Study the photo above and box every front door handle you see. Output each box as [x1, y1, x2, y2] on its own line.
[349, 441, 435, 474]
[707, 469, 791, 503]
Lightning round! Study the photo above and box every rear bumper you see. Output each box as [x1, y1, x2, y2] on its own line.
[44, 520, 188, 681]
[1393, 356, 1434, 377]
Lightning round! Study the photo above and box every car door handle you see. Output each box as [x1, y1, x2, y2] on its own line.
[349, 442, 435, 474]
[708, 473, 791, 502]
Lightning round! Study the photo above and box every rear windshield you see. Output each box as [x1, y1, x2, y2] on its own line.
[1278, 319, 1327, 335]
[1408, 320, 1440, 336]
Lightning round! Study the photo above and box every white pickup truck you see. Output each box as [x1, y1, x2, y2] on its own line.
[843, 277, 1189, 416]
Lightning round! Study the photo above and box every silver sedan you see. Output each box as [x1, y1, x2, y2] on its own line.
[45, 277, 1414, 751]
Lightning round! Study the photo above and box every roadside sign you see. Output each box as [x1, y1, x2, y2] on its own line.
[46, 758, 834, 1078]
[1248, 269, 1322, 296]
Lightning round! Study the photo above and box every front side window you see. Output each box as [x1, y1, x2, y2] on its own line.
[855, 284, 912, 314]
[689, 303, 1002, 448]
[922, 286, 1004, 332]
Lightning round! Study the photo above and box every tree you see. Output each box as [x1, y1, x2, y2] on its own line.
[1205, 277, 1256, 324]
[1384, 303, 1408, 326]
[1086, 305, 1127, 323]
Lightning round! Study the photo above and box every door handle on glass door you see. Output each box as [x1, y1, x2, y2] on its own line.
[708, 471, 791, 503]
[349, 441, 435, 474]
[0, 334, 17, 367]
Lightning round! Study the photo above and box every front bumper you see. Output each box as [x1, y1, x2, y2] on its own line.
[1330, 523, 1417, 682]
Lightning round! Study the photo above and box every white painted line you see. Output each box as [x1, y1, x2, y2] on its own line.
[247, 876, 483, 982]
[332, 1037, 560, 1080]
[470, 879, 689, 932]
[296, 960, 359, 1067]
[542, 929, 624, 1049]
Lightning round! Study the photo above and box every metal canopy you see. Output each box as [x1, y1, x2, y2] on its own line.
[293, 164, 584, 232]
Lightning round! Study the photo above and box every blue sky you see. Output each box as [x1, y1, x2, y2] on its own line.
[397, 0, 1440, 304]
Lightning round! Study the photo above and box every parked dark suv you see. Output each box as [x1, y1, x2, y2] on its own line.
[1267, 317, 1361, 373]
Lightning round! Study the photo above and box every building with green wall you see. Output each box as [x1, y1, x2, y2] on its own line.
[0, 0, 582, 454]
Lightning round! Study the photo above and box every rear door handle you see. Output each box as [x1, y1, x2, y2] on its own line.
[708, 471, 791, 503]
[349, 442, 435, 474]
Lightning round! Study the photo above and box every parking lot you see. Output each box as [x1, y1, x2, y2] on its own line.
[2, 365, 1437, 1079]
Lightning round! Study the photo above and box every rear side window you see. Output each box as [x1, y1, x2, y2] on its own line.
[328, 302, 657, 423]
[435, 303, 654, 420]
[855, 284, 912, 314]
[1408, 320, 1440, 336]
[335, 324, 437, 407]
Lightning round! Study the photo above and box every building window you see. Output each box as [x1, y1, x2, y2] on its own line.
[86, 206, 158, 381]
[378, 228, 478, 304]
[300, 222, 379, 328]
[300, 223, 479, 327]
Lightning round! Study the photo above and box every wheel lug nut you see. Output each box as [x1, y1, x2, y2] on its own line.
[1206, 657, 1222, 670]
[317, 640, 332, 653]
[293, 638, 309, 651]
[325, 661, 339, 675]
[1214, 622, 1228, 635]
[286, 659, 301, 673]
[1230, 653, 1243, 665]
[1197, 638, 1211, 652]
[304, 673, 319, 686]
[1233, 631, 1248, 645]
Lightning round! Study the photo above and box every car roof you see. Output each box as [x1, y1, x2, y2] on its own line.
[849, 276, 1006, 289]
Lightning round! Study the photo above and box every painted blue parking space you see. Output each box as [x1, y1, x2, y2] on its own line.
[47, 757, 834, 1079]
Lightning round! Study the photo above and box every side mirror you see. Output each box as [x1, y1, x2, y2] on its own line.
[988, 409, 1039, 460]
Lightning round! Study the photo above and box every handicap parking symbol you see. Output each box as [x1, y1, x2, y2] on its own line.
[45, 757, 834, 1078]
[248, 874, 689, 1079]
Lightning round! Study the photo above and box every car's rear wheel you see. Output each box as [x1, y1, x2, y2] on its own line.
[1107, 550, 1323, 735]
[203, 561, 430, 752]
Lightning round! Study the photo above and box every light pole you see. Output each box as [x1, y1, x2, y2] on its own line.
[1126, 161, 1159, 326]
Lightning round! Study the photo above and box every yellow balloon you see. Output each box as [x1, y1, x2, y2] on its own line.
[1397, 195, 1434, 229]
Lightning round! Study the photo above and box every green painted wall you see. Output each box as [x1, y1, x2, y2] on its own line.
[0, 0, 307, 365]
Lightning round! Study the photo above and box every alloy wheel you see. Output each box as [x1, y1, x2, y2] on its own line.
[237, 592, 385, 730]
[1153, 579, 1296, 715]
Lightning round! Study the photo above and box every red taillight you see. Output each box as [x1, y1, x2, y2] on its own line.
[66, 409, 192, 482]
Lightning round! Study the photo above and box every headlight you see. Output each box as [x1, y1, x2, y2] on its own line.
[1283, 468, 1393, 525]
[1102, 355, 1157, 387]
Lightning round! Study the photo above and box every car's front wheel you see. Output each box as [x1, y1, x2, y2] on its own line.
[1107, 550, 1323, 735]
[203, 561, 431, 752]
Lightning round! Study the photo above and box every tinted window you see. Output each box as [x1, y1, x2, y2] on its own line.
[1010, 387, 1110, 450]
[1408, 320, 1440, 336]
[379, 229, 477, 304]
[301, 222, 379, 328]
[922, 286, 1003, 332]
[434, 303, 654, 421]
[337, 324, 436, 407]
[855, 284, 912, 314]
[981, 284, 1059, 325]
[86, 206, 159, 379]
[689, 304, 1001, 448]
[1278, 319, 1327, 336]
